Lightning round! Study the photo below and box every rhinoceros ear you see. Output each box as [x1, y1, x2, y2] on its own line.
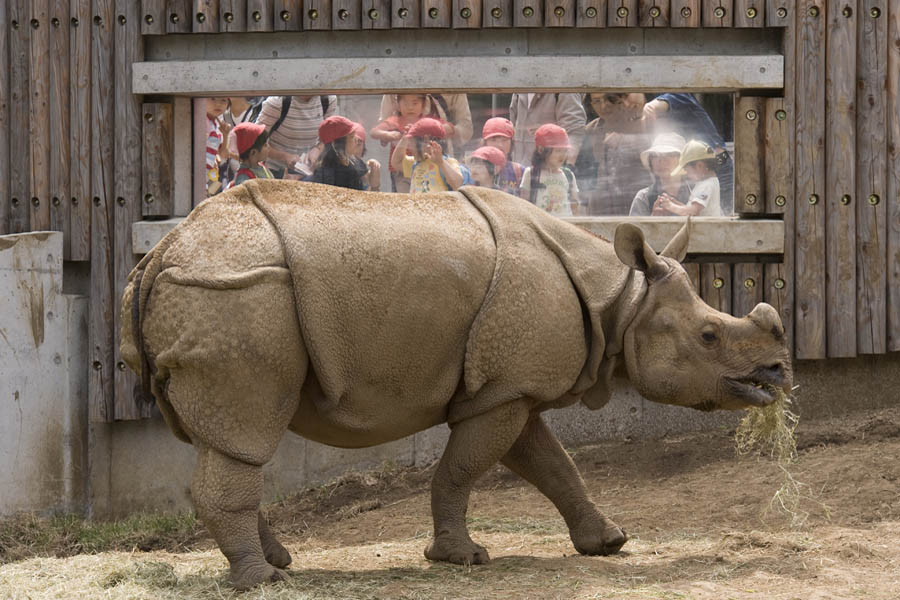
[660, 217, 692, 262]
[614, 223, 666, 280]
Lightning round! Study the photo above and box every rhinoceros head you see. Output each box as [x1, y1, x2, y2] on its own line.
[613, 221, 792, 411]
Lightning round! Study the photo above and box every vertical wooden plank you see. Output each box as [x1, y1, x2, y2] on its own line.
[855, 0, 888, 354]
[733, 264, 764, 317]
[142, 104, 174, 216]
[247, 0, 274, 30]
[608, 0, 638, 25]
[764, 98, 790, 214]
[794, 0, 826, 359]
[166, 0, 192, 31]
[639, 0, 669, 26]
[734, 96, 765, 214]
[362, 0, 392, 27]
[219, 0, 248, 29]
[305, 0, 332, 28]
[30, 0, 52, 232]
[114, 0, 146, 419]
[275, 0, 302, 30]
[90, 0, 115, 422]
[482, 0, 512, 27]
[193, 0, 220, 31]
[453, 0, 481, 26]
[172, 97, 192, 216]
[684, 263, 700, 292]
[701, 0, 733, 26]
[0, 0, 9, 235]
[577, 0, 607, 26]
[192, 97, 207, 208]
[670, 0, 699, 25]
[392, 0, 420, 26]
[70, 0, 92, 261]
[733, 0, 762, 26]
[546, 0, 576, 26]
[50, 0, 72, 254]
[825, 0, 857, 357]
[765, 0, 788, 26]
[9, 0, 32, 234]
[423, 0, 451, 26]
[888, 0, 900, 350]
[141, 0, 166, 34]
[700, 263, 733, 315]
[514, 0, 543, 26]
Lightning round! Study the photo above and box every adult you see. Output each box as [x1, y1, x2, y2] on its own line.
[642, 93, 733, 214]
[629, 132, 691, 216]
[378, 94, 473, 158]
[508, 94, 586, 167]
[255, 95, 339, 179]
[579, 93, 651, 215]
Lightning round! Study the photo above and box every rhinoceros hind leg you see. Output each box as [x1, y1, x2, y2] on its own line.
[192, 444, 288, 590]
[425, 399, 531, 565]
[501, 413, 628, 556]
[258, 511, 292, 568]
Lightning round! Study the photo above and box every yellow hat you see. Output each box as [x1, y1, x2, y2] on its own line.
[670, 139, 717, 176]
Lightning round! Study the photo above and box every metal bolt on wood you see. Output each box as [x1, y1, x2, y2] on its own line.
[868, 194, 880, 205]
[681, 7, 692, 17]
[840, 194, 852, 205]
[713, 6, 726, 18]
[746, 7, 757, 18]
[808, 5, 819, 17]
[144, 194, 154, 204]
[744, 278, 756, 289]
[491, 7, 503, 18]
[617, 6, 629, 17]
[775, 195, 786, 206]
[52, 17, 60, 27]
[145, 14, 154, 24]
[523, 6, 534, 16]
[169, 13, 178, 23]
[31, 18, 40, 28]
[713, 278, 725, 289]
[585, 6, 597, 17]
[870, 7, 881, 17]
[774, 278, 785, 289]
[196, 12, 205, 23]
[429, 7, 439, 18]
[746, 109, 758, 121]
[554, 6, 565, 17]
[224, 12, 234, 22]
[369, 8, 380, 19]
[308, 8, 319, 19]
[776, 7, 787, 18]
[745, 194, 757, 205]
[459, 7, 471, 18]
[775, 109, 787, 121]
[31, 197, 40, 207]
[337, 9, 347, 20]
[650, 6, 660, 18]
[809, 193, 819, 205]
[842, 6, 852, 17]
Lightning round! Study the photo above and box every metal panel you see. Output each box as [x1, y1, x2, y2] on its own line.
[733, 96, 764, 214]
[70, 0, 91, 260]
[825, 0, 857, 357]
[701, 0, 733, 26]
[639, 0, 670, 26]
[793, 0, 826, 359]
[670, 0, 699, 25]
[50, 0, 71, 252]
[855, 0, 888, 354]
[608, 0, 637, 25]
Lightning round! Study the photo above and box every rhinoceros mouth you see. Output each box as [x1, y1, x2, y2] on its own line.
[723, 364, 788, 407]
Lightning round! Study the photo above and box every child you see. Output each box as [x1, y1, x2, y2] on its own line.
[466, 146, 507, 190]
[349, 122, 381, 192]
[481, 117, 524, 195]
[206, 97, 230, 195]
[370, 94, 430, 192]
[309, 116, 370, 190]
[518, 124, 580, 216]
[657, 139, 722, 216]
[227, 122, 274, 189]
[390, 118, 470, 193]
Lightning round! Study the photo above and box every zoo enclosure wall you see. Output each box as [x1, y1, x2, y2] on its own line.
[0, 0, 899, 424]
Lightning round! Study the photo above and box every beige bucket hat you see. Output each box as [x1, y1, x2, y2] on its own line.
[670, 139, 717, 176]
[640, 132, 686, 170]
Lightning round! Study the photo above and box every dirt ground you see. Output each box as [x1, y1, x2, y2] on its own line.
[2, 404, 899, 599]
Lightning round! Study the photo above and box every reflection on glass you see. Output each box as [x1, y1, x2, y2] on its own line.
[202, 92, 734, 216]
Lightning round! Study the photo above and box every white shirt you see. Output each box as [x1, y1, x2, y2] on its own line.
[689, 176, 721, 216]
[519, 167, 579, 217]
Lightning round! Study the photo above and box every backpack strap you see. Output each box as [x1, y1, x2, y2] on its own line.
[269, 96, 292, 136]
[320, 95, 331, 116]
[429, 94, 451, 121]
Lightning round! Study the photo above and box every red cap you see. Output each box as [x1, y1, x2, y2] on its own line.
[233, 122, 267, 155]
[470, 146, 508, 170]
[534, 123, 571, 149]
[352, 122, 366, 142]
[406, 117, 446, 139]
[482, 117, 515, 139]
[318, 115, 356, 144]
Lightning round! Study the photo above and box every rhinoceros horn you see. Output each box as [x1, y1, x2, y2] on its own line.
[614, 219, 691, 281]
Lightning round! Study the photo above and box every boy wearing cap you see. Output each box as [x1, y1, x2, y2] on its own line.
[390, 118, 470, 193]
[466, 146, 508, 189]
[658, 139, 721, 217]
[519, 124, 580, 216]
[228, 122, 274, 189]
[481, 117, 525, 196]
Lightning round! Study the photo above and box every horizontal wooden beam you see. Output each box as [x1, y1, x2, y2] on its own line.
[134, 215, 784, 256]
[133, 54, 783, 95]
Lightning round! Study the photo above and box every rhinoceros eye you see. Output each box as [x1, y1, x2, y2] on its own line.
[700, 327, 718, 344]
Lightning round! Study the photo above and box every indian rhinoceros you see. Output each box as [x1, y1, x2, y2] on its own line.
[121, 180, 792, 590]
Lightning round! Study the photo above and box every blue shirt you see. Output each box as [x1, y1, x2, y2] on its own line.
[655, 93, 726, 149]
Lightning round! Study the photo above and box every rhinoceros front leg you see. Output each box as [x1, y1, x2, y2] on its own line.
[501, 413, 628, 556]
[192, 443, 288, 590]
[426, 399, 531, 565]
[258, 511, 292, 569]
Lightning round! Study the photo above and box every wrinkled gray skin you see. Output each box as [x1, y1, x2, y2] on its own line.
[121, 182, 792, 590]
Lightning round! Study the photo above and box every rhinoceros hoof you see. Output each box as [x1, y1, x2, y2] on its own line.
[230, 563, 289, 591]
[424, 535, 490, 565]
[572, 523, 628, 556]
[263, 540, 293, 569]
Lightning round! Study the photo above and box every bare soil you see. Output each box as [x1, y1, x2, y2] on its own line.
[2, 405, 899, 599]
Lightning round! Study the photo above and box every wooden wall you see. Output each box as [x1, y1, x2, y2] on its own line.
[1, 0, 899, 422]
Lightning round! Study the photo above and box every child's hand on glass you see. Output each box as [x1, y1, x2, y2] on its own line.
[423, 141, 443, 164]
